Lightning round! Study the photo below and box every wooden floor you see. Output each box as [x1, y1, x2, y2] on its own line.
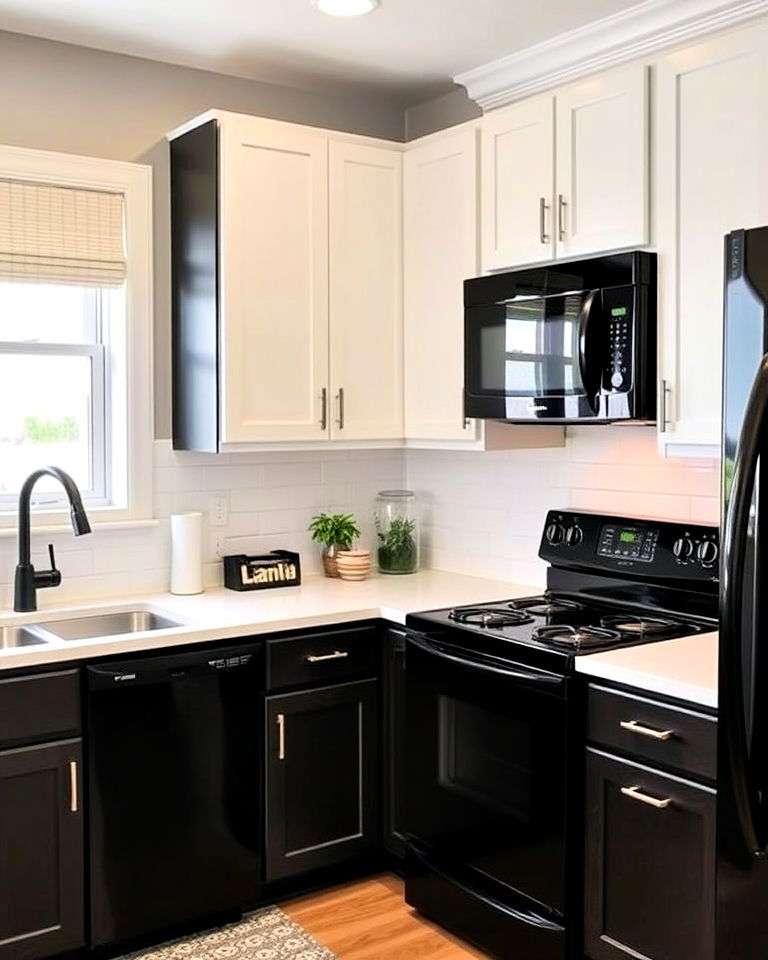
[283, 873, 489, 960]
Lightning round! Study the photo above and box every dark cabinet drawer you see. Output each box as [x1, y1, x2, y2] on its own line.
[587, 684, 716, 781]
[266, 626, 378, 692]
[585, 748, 715, 960]
[0, 670, 81, 750]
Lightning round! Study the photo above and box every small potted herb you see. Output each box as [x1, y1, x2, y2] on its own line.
[308, 512, 361, 578]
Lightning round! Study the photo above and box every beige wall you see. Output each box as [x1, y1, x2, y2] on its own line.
[0, 29, 405, 438]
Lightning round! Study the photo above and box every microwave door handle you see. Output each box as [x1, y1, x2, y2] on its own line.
[577, 289, 602, 412]
[722, 353, 768, 855]
[406, 630, 564, 690]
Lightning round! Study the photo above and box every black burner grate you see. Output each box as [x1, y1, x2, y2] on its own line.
[449, 606, 535, 628]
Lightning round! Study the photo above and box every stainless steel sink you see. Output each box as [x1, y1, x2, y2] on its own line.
[0, 625, 51, 648]
[36, 610, 182, 642]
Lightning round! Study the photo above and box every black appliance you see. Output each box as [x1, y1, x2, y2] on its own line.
[86, 644, 262, 947]
[464, 252, 656, 423]
[719, 226, 768, 958]
[404, 509, 718, 960]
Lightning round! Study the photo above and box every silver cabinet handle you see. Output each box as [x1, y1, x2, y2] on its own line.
[69, 760, 78, 813]
[660, 378, 671, 432]
[620, 720, 674, 741]
[277, 713, 285, 761]
[621, 785, 672, 809]
[539, 197, 550, 244]
[305, 650, 349, 663]
[320, 388, 328, 431]
[557, 194, 567, 241]
[335, 387, 345, 430]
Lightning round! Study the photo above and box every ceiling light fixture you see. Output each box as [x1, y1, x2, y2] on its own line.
[312, 0, 380, 16]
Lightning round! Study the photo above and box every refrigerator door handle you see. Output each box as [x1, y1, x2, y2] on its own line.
[722, 352, 768, 856]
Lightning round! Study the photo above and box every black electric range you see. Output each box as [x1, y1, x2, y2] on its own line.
[403, 509, 719, 960]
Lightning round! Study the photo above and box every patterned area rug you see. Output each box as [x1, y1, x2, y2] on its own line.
[123, 907, 336, 960]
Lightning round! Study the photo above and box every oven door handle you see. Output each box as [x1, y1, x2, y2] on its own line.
[407, 838, 565, 932]
[406, 631, 564, 690]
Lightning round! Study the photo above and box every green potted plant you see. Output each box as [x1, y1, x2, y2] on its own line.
[376, 514, 418, 574]
[308, 512, 361, 578]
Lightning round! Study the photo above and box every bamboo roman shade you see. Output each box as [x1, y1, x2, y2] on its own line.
[0, 178, 126, 287]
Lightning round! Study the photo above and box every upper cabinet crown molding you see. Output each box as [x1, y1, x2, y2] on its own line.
[455, 0, 768, 110]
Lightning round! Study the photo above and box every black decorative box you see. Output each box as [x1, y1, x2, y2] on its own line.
[223, 550, 301, 591]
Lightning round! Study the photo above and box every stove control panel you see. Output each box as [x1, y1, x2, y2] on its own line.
[540, 510, 719, 582]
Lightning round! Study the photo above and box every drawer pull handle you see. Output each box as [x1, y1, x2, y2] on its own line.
[69, 760, 78, 813]
[277, 713, 285, 760]
[620, 720, 674, 741]
[621, 785, 672, 809]
[305, 650, 349, 663]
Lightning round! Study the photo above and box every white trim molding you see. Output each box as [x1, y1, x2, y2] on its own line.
[454, 0, 768, 110]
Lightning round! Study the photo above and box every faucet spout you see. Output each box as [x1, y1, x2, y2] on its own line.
[14, 466, 92, 612]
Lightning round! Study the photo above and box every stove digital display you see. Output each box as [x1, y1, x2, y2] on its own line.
[598, 524, 658, 562]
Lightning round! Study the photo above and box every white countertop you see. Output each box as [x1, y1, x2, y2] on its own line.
[0, 569, 534, 671]
[575, 630, 719, 709]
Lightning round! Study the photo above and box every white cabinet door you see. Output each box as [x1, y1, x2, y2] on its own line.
[219, 118, 329, 443]
[329, 141, 403, 441]
[656, 25, 768, 455]
[481, 96, 555, 270]
[404, 127, 481, 442]
[555, 63, 649, 258]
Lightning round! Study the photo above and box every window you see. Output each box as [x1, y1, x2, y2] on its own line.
[0, 146, 152, 525]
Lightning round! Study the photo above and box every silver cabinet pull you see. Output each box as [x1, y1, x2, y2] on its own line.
[660, 378, 671, 432]
[69, 760, 78, 813]
[620, 720, 674, 741]
[336, 387, 345, 430]
[539, 197, 550, 244]
[621, 785, 672, 809]
[557, 194, 567, 241]
[305, 650, 349, 663]
[320, 388, 328, 431]
[277, 713, 285, 761]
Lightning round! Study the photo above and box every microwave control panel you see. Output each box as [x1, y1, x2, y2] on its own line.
[602, 286, 635, 394]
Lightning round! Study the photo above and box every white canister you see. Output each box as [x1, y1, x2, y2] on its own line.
[170, 512, 204, 595]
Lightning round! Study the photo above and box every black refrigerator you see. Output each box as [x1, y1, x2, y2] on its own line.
[719, 226, 768, 959]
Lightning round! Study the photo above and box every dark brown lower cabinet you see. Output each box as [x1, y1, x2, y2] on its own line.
[584, 748, 716, 960]
[265, 679, 378, 881]
[0, 739, 84, 960]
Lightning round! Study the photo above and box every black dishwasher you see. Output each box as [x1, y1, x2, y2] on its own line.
[86, 644, 262, 947]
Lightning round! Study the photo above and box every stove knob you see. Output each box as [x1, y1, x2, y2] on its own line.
[673, 537, 694, 561]
[546, 521, 564, 545]
[697, 540, 719, 566]
[565, 525, 583, 546]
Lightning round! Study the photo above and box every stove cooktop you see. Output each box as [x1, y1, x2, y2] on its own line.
[418, 593, 706, 654]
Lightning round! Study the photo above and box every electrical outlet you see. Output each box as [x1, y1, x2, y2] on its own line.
[215, 537, 224, 559]
[211, 496, 228, 527]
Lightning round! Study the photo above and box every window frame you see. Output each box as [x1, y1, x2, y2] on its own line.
[0, 144, 153, 528]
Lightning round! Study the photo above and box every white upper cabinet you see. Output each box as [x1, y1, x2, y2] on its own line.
[480, 64, 649, 272]
[655, 24, 768, 456]
[555, 63, 649, 258]
[219, 117, 329, 444]
[481, 96, 555, 271]
[329, 141, 403, 441]
[404, 126, 480, 442]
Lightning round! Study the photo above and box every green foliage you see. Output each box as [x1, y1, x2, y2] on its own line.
[24, 416, 79, 444]
[308, 512, 360, 549]
[376, 515, 417, 573]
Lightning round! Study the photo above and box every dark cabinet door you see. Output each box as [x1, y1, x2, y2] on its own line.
[585, 748, 716, 960]
[0, 739, 84, 960]
[382, 629, 406, 860]
[265, 679, 378, 881]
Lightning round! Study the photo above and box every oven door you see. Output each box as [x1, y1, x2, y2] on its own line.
[404, 630, 568, 913]
[464, 289, 606, 421]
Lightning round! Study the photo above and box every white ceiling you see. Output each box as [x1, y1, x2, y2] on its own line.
[0, 0, 643, 103]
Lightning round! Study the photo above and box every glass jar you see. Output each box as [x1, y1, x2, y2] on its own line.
[374, 489, 420, 575]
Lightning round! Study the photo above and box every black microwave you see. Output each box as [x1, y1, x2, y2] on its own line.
[464, 251, 657, 423]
